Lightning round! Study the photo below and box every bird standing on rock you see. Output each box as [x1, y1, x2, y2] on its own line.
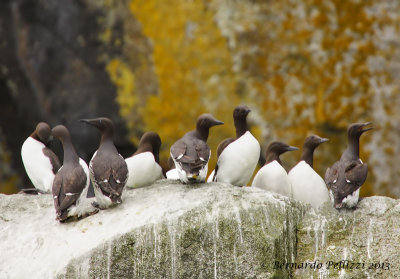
[208, 105, 260, 186]
[170, 113, 224, 183]
[125, 132, 164, 188]
[51, 125, 95, 222]
[166, 156, 179, 180]
[21, 122, 61, 194]
[325, 122, 373, 209]
[289, 135, 330, 209]
[252, 141, 298, 197]
[80, 117, 128, 209]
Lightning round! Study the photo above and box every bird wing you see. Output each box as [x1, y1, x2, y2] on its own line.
[42, 147, 61, 174]
[324, 162, 339, 188]
[329, 160, 367, 205]
[170, 140, 187, 161]
[109, 154, 128, 195]
[216, 138, 235, 158]
[58, 166, 87, 212]
[195, 141, 211, 162]
[171, 138, 209, 175]
[91, 152, 127, 203]
[345, 161, 368, 187]
[52, 172, 63, 213]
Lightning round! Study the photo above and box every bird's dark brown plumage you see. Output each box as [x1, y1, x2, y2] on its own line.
[51, 125, 87, 222]
[325, 122, 373, 209]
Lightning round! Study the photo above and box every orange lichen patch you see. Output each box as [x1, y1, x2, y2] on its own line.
[106, 58, 141, 144]
[105, 0, 399, 194]
[219, 0, 396, 195]
[0, 175, 19, 195]
[0, 138, 20, 194]
[129, 0, 240, 173]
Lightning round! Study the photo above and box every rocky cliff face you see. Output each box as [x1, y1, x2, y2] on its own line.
[0, 180, 399, 279]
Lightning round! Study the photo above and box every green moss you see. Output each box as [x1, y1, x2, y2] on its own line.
[59, 195, 306, 278]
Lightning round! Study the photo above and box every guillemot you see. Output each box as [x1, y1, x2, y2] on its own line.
[80, 117, 128, 208]
[170, 113, 223, 183]
[51, 125, 96, 222]
[325, 122, 373, 209]
[252, 141, 298, 197]
[125, 132, 164, 188]
[21, 122, 61, 193]
[289, 135, 330, 209]
[208, 105, 260, 186]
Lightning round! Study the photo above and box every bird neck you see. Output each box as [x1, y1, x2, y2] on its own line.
[300, 147, 314, 169]
[195, 126, 209, 142]
[100, 131, 114, 146]
[61, 138, 79, 165]
[99, 135, 117, 153]
[344, 135, 360, 160]
[234, 118, 248, 139]
[135, 142, 152, 154]
[265, 153, 281, 165]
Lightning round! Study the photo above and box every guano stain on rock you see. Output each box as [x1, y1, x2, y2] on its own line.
[1, 180, 399, 278]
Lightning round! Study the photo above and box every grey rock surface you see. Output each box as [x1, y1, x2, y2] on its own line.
[0, 180, 304, 279]
[1, 180, 399, 278]
[295, 197, 400, 279]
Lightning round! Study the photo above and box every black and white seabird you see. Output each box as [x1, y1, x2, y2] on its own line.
[125, 132, 164, 188]
[170, 113, 223, 183]
[289, 135, 330, 209]
[80, 117, 128, 208]
[208, 105, 260, 186]
[325, 122, 373, 209]
[252, 141, 298, 197]
[21, 122, 61, 193]
[51, 125, 94, 222]
[166, 156, 179, 180]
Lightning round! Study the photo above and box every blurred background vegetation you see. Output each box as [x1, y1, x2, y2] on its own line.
[0, 0, 399, 198]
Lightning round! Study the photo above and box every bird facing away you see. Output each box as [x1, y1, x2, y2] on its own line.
[51, 125, 94, 222]
[252, 141, 298, 197]
[289, 135, 330, 209]
[80, 117, 128, 209]
[21, 122, 61, 193]
[170, 113, 224, 183]
[208, 105, 260, 186]
[325, 122, 373, 209]
[125, 132, 164, 188]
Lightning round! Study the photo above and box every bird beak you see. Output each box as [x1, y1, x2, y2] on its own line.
[319, 137, 329, 144]
[212, 120, 224, 126]
[360, 122, 373, 133]
[79, 118, 99, 128]
[79, 119, 91, 124]
[245, 108, 251, 115]
[286, 146, 299, 151]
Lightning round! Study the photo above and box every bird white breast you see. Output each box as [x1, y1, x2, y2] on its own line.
[207, 170, 215, 182]
[216, 131, 260, 186]
[252, 160, 291, 197]
[341, 188, 360, 208]
[166, 169, 180, 180]
[21, 137, 55, 193]
[288, 161, 331, 209]
[125, 152, 163, 188]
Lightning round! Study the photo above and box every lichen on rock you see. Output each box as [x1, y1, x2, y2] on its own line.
[1, 180, 399, 278]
